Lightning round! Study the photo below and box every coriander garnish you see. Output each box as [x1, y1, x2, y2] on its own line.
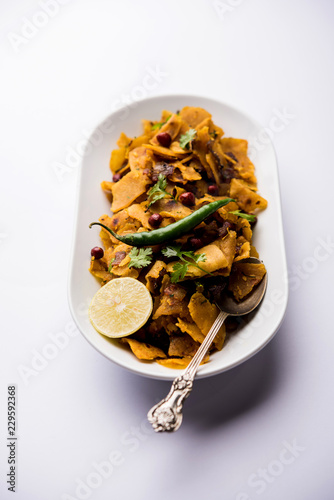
[147, 174, 175, 208]
[162, 245, 208, 283]
[128, 247, 153, 269]
[151, 115, 172, 131]
[179, 129, 197, 149]
[229, 210, 256, 222]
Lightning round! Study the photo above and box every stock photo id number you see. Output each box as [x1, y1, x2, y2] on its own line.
[6, 385, 17, 493]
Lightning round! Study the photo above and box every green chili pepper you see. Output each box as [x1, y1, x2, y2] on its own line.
[89, 198, 235, 247]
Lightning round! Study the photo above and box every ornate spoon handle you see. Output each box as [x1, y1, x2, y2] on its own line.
[147, 311, 228, 432]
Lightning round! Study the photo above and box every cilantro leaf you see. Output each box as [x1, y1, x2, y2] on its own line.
[148, 173, 167, 195]
[162, 245, 209, 282]
[179, 250, 207, 264]
[179, 129, 197, 149]
[108, 258, 115, 273]
[151, 115, 172, 131]
[148, 191, 166, 207]
[170, 262, 188, 283]
[128, 247, 153, 269]
[193, 253, 207, 263]
[147, 174, 175, 208]
[229, 210, 256, 222]
[162, 246, 181, 258]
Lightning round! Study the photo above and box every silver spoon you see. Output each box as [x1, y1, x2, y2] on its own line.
[147, 257, 268, 432]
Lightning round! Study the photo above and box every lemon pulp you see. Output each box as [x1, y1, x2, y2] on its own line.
[89, 277, 153, 338]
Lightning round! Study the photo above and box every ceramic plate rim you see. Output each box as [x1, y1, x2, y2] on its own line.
[68, 93, 288, 381]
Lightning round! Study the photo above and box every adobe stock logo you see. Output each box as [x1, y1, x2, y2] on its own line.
[7, 0, 72, 53]
[235, 439, 306, 499]
[17, 320, 80, 385]
[52, 64, 169, 183]
[212, 0, 245, 20]
[61, 418, 154, 500]
[247, 108, 295, 160]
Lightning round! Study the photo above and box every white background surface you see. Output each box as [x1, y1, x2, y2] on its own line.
[1, 1, 333, 499]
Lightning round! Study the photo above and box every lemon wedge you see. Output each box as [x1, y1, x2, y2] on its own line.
[89, 277, 153, 338]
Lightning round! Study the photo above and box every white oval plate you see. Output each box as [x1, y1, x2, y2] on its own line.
[68, 94, 288, 381]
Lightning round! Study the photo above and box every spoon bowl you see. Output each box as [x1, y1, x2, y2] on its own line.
[215, 257, 268, 316]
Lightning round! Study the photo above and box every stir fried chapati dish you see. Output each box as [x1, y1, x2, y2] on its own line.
[89, 106, 267, 369]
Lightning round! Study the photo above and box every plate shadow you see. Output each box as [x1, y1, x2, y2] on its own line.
[108, 331, 284, 432]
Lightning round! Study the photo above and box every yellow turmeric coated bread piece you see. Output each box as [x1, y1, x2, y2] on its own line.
[89, 107, 267, 367]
